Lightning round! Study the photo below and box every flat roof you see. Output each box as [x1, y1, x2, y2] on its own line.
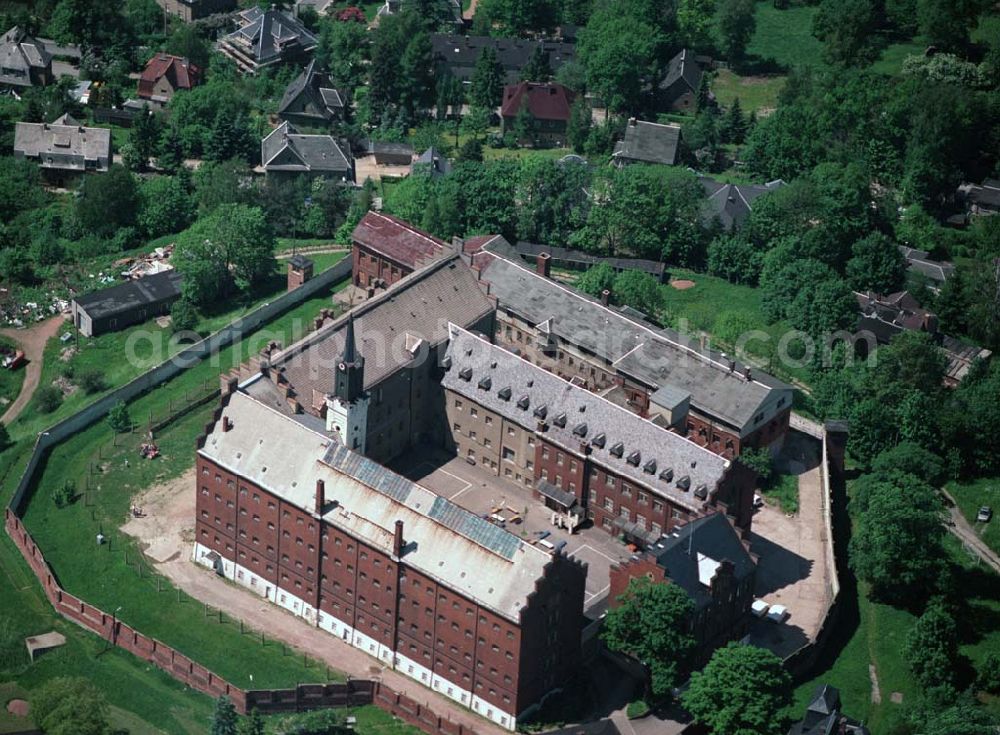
[200, 390, 554, 622]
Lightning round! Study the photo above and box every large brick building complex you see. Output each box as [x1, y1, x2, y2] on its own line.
[352, 211, 449, 289]
[195, 390, 585, 729]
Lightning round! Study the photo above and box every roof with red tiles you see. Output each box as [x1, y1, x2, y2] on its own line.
[351, 211, 448, 268]
[138, 54, 200, 99]
[500, 81, 574, 122]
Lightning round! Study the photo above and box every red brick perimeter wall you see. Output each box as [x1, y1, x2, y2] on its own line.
[3, 509, 484, 735]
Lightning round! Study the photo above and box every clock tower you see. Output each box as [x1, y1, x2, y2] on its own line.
[326, 313, 369, 452]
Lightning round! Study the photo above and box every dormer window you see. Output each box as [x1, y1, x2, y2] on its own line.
[478, 376, 492, 391]
[553, 413, 567, 428]
[694, 484, 708, 499]
[534, 405, 548, 419]
[677, 475, 691, 491]
[610, 442, 624, 458]
[517, 395, 530, 410]
[572, 423, 587, 437]
[498, 386, 512, 401]
[643, 459, 656, 474]
[627, 451, 641, 466]
[459, 367, 472, 381]
[659, 467, 674, 482]
[592, 433, 606, 448]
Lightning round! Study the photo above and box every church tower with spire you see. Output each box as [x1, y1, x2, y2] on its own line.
[326, 313, 370, 452]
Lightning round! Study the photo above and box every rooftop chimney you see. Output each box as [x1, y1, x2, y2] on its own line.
[315, 479, 325, 515]
[222, 416, 233, 432]
[393, 519, 404, 558]
[537, 252, 552, 279]
[600, 289, 610, 306]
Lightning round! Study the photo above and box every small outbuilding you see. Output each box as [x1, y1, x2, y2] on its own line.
[72, 270, 183, 337]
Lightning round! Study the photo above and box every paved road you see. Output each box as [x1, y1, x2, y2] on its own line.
[0, 315, 67, 425]
[942, 490, 1000, 574]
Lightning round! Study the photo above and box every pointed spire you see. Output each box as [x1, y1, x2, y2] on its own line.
[342, 312, 358, 366]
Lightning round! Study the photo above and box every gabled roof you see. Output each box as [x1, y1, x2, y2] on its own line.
[352, 211, 447, 268]
[786, 683, 870, 735]
[223, 7, 317, 65]
[500, 81, 574, 121]
[0, 26, 51, 87]
[201, 389, 554, 622]
[414, 147, 452, 178]
[649, 512, 756, 609]
[137, 53, 200, 99]
[72, 270, 183, 320]
[261, 121, 352, 177]
[660, 48, 703, 95]
[430, 34, 576, 84]
[897, 245, 955, 284]
[699, 176, 786, 230]
[612, 119, 681, 166]
[14, 116, 112, 171]
[442, 325, 731, 510]
[277, 59, 344, 122]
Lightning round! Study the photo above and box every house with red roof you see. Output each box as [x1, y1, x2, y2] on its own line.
[500, 81, 574, 147]
[137, 54, 200, 104]
[351, 211, 450, 289]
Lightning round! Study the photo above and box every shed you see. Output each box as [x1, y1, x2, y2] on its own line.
[72, 270, 183, 337]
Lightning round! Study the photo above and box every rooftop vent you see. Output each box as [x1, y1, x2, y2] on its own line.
[643, 459, 657, 474]
[553, 413, 567, 428]
[592, 433, 606, 448]
[610, 442, 624, 458]
[572, 422, 587, 437]
[659, 467, 674, 482]
[459, 367, 473, 381]
[441, 355, 452, 370]
[478, 376, 492, 390]
[498, 386, 512, 401]
[677, 475, 691, 491]
[534, 405, 548, 419]
[517, 395, 530, 410]
[627, 451, 641, 466]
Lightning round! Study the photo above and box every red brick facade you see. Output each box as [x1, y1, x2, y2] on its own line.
[353, 243, 412, 289]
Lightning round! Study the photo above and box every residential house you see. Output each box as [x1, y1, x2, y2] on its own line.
[277, 60, 345, 127]
[608, 511, 757, 663]
[137, 54, 200, 105]
[219, 7, 318, 75]
[658, 49, 704, 112]
[378, 0, 461, 24]
[0, 26, 51, 89]
[261, 121, 354, 183]
[897, 245, 955, 291]
[13, 114, 112, 177]
[612, 119, 682, 167]
[699, 176, 786, 231]
[156, 0, 236, 22]
[500, 82, 575, 146]
[787, 685, 870, 735]
[967, 178, 1000, 217]
[352, 210, 449, 288]
[430, 34, 576, 86]
[72, 270, 183, 337]
[414, 147, 451, 179]
[364, 140, 414, 166]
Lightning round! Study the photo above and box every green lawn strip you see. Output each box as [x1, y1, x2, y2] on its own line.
[870, 38, 926, 76]
[305, 251, 350, 275]
[973, 13, 1000, 44]
[710, 69, 786, 113]
[483, 146, 573, 161]
[276, 238, 339, 253]
[948, 477, 1000, 557]
[263, 705, 426, 735]
[747, 1, 825, 70]
[763, 473, 799, 514]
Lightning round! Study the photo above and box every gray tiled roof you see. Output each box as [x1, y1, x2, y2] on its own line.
[430, 33, 576, 85]
[14, 116, 111, 171]
[72, 270, 182, 320]
[897, 245, 955, 284]
[261, 121, 352, 177]
[612, 120, 681, 166]
[478, 254, 789, 433]
[277, 60, 343, 122]
[273, 254, 493, 397]
[223, 7, 317, 64]
[651, 512, 755, 609]
[0, 26, 50, 87]
[202, 389, 553, 621]
[660, 49, 703, 95]
[699, 176, 785, 231]
[442, 326, 730, 510]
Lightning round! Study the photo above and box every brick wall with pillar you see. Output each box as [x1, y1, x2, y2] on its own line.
[287, 255, 315, 292]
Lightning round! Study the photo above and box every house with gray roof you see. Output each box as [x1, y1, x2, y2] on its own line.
[612, 119, 682, 167]
[658, 48, 704, 112]
[379, 0, 461, 25]
[414, 147, 452, 178]
[219, 7, 317, 75]
[156, 0, 236, 22]
[897, 245, 955, 290]
[699, 176, 786, 231]
[277, 60, 345, 127]
[261, 121, 354, 182]
[431, 34, 576, 86]
[787, 685, 870, 735]
[0, 26, 52, 89]
[13, 113, 111, 176]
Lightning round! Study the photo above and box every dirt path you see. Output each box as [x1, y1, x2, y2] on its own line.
[276, 246, 350, 259]
[463, 0, 479, 20]
[941, 490, 1000, 574]
[0, 315, 67, 425]
[869, 664, 881, 704]
[123, 470, 507, 735]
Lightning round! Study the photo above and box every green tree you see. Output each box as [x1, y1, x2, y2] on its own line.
[156, 124, 184, 174]
[738, 447, 773, 486]
[170, 297, 199, 332]
[846, 233, 907, 293]
[512, 102, 536, 145]
[165, 24, 211, 69]
[515, 157, 591, 245]
[849, 479, 945, 603]
[566, 97, 592, 154]
[316, 19, 368, 93]
[813, 0, 878, 65]
[47, 0, 129, 47]
[911, 693, 1000, 735]
[211, 696, 238, 735]
[399, 31, 436, 119]
[576, 262, 616, 298]
[139, 176, 194, 239]
[458, 137, 484, 162]
[612, 270, 664, 316]
[0, 157, 48, 222]
[677, 0, 716, 48]
[237, 708, 265, 735]
[722, 97, 747, 144]
[875, 331, 947, 394]
[578, 7, 660, 114]
[181, 204, 275, 295]
[31, 676, 110, 735]
[707, 235, 763, 285]
[481, 0, 560, 34]
[717, 0, 756, 63]
[917, 0, 970, 51]
[904, 599, 960, 689]
[602, 577, 695, 698]
[682, 643, 791, 735]
[470, 46, 505, 110]
[870, 442, 946, 487]
[520, 44, 553, 82]
[36, 385, 62, 414]
[75, 165, 140, 240]
[107, 400, 131, 433]
[126, 105, 160, 171]
[0, 422, 10, 452]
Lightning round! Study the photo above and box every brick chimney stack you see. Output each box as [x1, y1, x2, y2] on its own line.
[537, 252, 551, 279]
[222, 416, 233, 432]
[601, 289, 610, 306]
[315, 479, 325, 515]
[393, 520, 404, 558]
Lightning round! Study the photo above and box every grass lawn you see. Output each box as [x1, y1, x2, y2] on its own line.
[764, 473, 799, 514]
[483, 146, 573, 161]
[0, 336, 26, 410]
[948, 476, 1000, 556]
[711, 69, 786, 114]
[263, 705, 426, 735]
[276, 237, 339, 253]
[870, 37, 926, 76]
[747, 0, 824, 70]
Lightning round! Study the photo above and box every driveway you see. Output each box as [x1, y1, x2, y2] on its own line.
[0, 315, 67, 425]
[942, 489, 1000, 574]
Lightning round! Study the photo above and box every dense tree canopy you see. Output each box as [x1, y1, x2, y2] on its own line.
[31, 677, 110, 735]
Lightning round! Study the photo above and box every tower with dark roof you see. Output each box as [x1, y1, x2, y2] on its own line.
[327, 313, 369, 451]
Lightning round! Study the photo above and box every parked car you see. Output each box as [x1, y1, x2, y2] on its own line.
[978, 506, 993, 523]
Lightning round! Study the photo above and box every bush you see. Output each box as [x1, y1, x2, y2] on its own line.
[36, 385, 63, 414]
[171, 297, 199, 333]
[52, 479, 75, 508]
[60, 362, 76, 380]
[626, 699, 650, 719]
[77, 369, 107, 395]
[0, 616, 29, 675]
[977, 653, 1000, 694]
[0, 422, 10, 452]
[106, 401, 131, 434]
